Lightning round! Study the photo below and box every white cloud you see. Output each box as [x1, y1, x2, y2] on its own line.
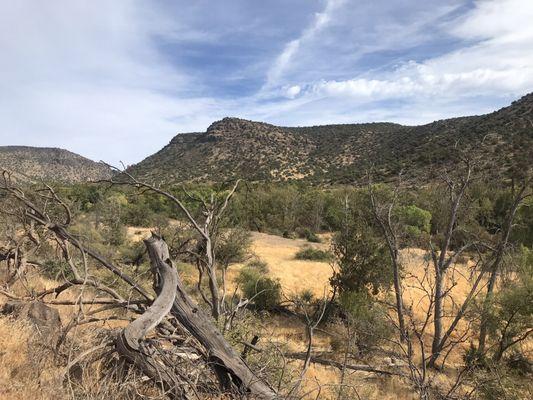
[285, 85, 302, 98]
[0, 0, 531, 166]
[264, 0, 346, 88]
[287, 0, 533, 105]
[450, 0, 533, 42]
[0, 1, 213, 165]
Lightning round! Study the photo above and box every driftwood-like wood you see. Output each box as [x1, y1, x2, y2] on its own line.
[121, 235, 178, 350]
[144, 235, 277, 399]
[115, 234, 186, 397]
[286, 352, 399, 376]
[118, 234, 275, 397]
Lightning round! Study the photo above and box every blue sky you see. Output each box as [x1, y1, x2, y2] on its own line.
[1, 0, 532, 165]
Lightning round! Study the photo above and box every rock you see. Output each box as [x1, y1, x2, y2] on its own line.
[1, 300, 62, 342]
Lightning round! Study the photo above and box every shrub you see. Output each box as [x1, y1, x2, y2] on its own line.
[103, 223, 127, 246]
[303, 229, 321, 243]
[339, 291, 393, 352]
[331, 225, 392, 295]
[295, 246, 332, 261]
[216, 228, 251, 268]
[282, 230, 296, 239]
[42, 260, 74, 280]
[506, 350, 532, 375]
[246, 258, 269, 273]
[296, 228, 322, 243]
[399, 204, 432, 236]
[297, 289, 315, 303]
[236, 268, 282, 311]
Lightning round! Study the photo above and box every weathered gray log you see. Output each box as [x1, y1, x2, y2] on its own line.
[122, 235, 178, 351]
[286, 352, 399, 376]
[144, 235, 277, 399]
[115, 234, 187, 398]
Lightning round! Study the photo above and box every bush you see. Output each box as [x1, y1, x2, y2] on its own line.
[42, 260, 74, 280]
[296, 289, 315, 303]
[295, 246, 332, 261]
[506, 350, 532, 375]
[103, 223, 127, 246]
[331, 224, 392, 295]
[306, 232, 322, 243]
[246, 258, 269, 273]
[236, 268, 282, 311]
[296, 228, 322, 243]
[216, 228, 251, 267]
[399, 205, 431, 236]
[282, 230, 296, 239]
[339, 291, 393, 352]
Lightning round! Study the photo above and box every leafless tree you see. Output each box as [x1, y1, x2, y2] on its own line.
[97, 166, 241, 321]
[427, 159, 474, 368]
[368, 172, 407, 342]
[0, 171, 276, 399]
[477, 176, 531, 354]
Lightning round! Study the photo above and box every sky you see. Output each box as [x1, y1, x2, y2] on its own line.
[0, 0, 532, 165]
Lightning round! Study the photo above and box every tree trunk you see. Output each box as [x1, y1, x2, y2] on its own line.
[149, 236, 276, 398]
[115, 234, 186, 397]
[391, 252, 407, 342]
[116, 234, 275, 398]
[429, 268, 444, 368]
[205, 237, 221, 320]
[478, 184, 527, 355]
[477, 270, 497, 354]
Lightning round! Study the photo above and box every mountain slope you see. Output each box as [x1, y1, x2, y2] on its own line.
[0, 146, 113, 183]
[128, 94, 533, 184]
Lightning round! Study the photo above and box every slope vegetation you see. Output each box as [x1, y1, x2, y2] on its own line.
[128, 93, 533, 184]
[0, 146, 113, 183]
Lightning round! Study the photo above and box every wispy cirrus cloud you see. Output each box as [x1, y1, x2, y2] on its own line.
[292, 0, 533, 102]
[263, 0, 346, 89]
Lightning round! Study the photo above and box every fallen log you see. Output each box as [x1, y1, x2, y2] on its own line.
[286, 352, 401, 376]
[115, 234, 188, 398]
[145, 235, 277, 399]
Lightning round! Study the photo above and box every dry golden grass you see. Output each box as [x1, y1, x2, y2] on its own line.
[0, 229, 503, 399]
[0, 314, 62, 400]
[225, 232, 332, 298]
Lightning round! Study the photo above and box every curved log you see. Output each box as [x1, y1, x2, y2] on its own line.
[122, 235, 178, 350]
[145, 235, 277, 399]
[115, 234, 185, 397]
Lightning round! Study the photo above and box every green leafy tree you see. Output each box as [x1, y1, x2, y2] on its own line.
[331, 223, 392, 296]
[398, 204, 431, 236]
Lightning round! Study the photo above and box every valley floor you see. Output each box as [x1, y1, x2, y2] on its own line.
[0, 229, 529, 399]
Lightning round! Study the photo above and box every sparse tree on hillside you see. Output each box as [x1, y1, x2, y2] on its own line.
[426, 158, 475, 368]
[368, 173, 407, 342]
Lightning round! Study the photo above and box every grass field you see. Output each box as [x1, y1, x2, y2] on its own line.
[0, 229, 501, 399]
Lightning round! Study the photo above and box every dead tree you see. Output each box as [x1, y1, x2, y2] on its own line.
[286, 294, 329, 398]
[0, 171, 276, 399]
[368, 173, 407, 342]
[477, 177, 531, 355]
[99, 167, 240, 321]
[428, 168, 531, 368]
[115, 234, 185, 396]
[151, 235, 276, 398]
[427, 160, 473, 368]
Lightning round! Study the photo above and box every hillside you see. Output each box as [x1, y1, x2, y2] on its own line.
[0, 146, 113, 183]
[128, 93, 533, 184]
